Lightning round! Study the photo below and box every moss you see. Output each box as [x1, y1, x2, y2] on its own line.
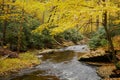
[115, 62, 120, 70]
[0, 52, 40, 76]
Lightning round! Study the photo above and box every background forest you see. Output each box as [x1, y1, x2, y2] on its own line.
[0, 0, 119, 52]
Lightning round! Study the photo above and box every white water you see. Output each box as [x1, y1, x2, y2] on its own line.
[60, 45, 90, 53]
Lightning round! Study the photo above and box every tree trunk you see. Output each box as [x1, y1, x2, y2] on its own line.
[17, 8, 24, 53]
[2, 20, 7, 46]
[17, 26, 22, 53]
[1, 0, 7, 46]
[90, 16, 93, 32]
[102, 0, 117, 63]
[96, 15, 99, 30]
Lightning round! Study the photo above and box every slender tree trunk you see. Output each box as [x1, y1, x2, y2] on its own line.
[118, 1, 120, 20]
[17, 8, 24, 53]
[90, 16, 93, 32]
[17, 26, 22, 53]
[1, 0, 7, 46]
[2, 20, 7, 46]
[96, 15, 99, 30]
[102, 0, 117, 63]
[42, 11, 45, 24]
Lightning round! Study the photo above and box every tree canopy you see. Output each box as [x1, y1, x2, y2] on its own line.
[32, 0, 120, 36]
[0, 0, 119, 35]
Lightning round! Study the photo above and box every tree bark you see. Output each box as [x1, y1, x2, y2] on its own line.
[102, 0, 117, 63]
[96, 15, 99, 30]
[17, 26, 22, 53]
[2, 20, 7, 46]
[1, 0, 7, 46]
[17, 8, 24, 53]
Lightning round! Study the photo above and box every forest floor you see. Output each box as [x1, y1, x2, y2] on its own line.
[97, 63, 120, 80]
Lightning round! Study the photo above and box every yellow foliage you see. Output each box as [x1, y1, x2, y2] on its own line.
[0, 0, 119, 36]
[33, 0, 120, 35]
[114, 20, 120, 24]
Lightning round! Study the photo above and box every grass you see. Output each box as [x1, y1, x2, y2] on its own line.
[0, 52, 40, 75]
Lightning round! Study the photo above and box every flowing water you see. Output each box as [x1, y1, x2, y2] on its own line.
[0, 45, 101, 80]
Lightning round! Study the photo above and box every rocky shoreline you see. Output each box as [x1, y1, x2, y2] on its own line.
[78, 48, 120, 80]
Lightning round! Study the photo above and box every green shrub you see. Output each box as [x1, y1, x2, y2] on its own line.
[57, 28, 83, 43]
[88, 27, 108, 49]
[1, 14, 56, 51]
[30, 30, 54, 49]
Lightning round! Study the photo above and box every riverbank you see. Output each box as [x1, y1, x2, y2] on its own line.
[78, 47, 120, 79]
[0, 52, 40, 76]
[97, 62, 120, 80]
[97, 63, 115, 79]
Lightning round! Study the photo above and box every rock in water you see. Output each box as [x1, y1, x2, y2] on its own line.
[79, 49, 112, 62]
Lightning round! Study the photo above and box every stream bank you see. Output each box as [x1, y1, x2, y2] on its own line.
[0, 52, 40, 77]
[78, 47, 120, 80]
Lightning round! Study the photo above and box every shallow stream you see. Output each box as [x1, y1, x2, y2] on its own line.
[1, 45, 101, 80]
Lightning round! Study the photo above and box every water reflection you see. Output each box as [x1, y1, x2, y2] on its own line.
[41, 51, 75, 63]
[11, 73, 59, 80]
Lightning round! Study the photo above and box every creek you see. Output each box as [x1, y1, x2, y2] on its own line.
[1, 45, 101, 80]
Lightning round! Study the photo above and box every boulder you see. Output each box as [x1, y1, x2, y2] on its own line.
[79, 49, 112, 62]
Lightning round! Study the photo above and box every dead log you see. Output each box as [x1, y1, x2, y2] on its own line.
[38, 49, 62, 54]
